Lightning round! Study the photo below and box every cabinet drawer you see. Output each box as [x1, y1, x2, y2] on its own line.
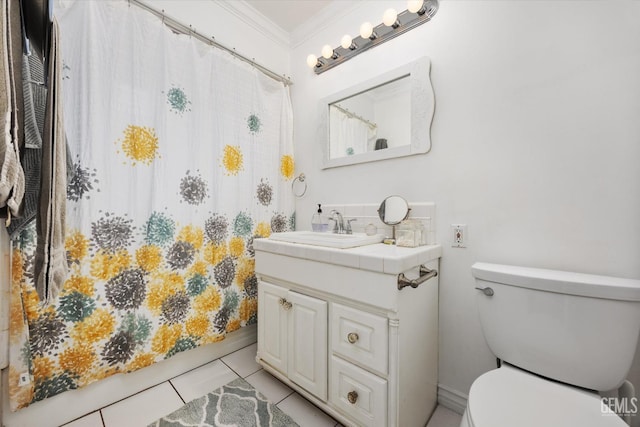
[331, 303, 388, 375]
[330, 356, 387, 427]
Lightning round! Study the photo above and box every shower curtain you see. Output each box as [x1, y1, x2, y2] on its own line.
[329, 105, 376, 157]
[8, 0, 294, 410]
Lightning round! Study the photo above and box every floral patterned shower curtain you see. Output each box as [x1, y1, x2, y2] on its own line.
[8, 0, 294, 410]
[329, 106, 375, 157]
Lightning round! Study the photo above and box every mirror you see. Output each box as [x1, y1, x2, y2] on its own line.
[329, 76, 411, 159]
[321, 57, 434, 169]
[378, 195, 410, 225]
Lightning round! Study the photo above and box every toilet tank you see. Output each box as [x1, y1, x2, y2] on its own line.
[472, 262, 640, 392]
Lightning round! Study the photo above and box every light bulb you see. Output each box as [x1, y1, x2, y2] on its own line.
[321, 44, 333, 59]
[341, 34, 352, 50]
[407, 0, 424, 13]
[360, 22, 374, 39]
[306, 54, 317, 68]
[383, 8, 398, 27]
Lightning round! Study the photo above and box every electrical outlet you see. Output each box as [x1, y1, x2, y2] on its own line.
[451, 224, 467, 248]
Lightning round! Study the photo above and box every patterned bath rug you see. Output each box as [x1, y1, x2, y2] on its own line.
[148, 377, 300, 427]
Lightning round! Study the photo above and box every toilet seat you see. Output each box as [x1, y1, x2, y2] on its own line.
[466, 364, 627, 427]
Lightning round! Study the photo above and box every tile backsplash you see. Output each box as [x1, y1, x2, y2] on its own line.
[318, 202, 436, 245]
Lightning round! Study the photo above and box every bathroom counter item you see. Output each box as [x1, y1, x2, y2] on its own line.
[255, 241, 440, 426]
[254, 238, 441, 274]
[311, 204, 328, 232]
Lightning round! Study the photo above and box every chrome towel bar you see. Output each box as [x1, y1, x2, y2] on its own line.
[397, 265, 438, 290]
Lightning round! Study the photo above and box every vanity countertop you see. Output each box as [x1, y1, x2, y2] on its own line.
[254, 237, 441, 275]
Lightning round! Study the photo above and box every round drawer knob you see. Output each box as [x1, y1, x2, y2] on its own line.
[279, 298, 292, 310]
[347, 390, 358, 404]
[347, 332, 359, 344]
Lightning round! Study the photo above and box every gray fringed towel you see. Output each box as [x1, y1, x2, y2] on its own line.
[8, 54, 46, 237]
[34, 18, 68, 303]
[0, 0, 26, 220]
[9, 52, 75, 238]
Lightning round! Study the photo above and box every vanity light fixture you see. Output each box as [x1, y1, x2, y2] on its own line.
[359, 22, 376, 40]
[321, 44, 333, 59]
[408, 0, 428, 14]
[341, 34, 357, 50]
[306, 54, 319, 68]
[307, 0, 439, 74]
[382, 8, 400, 29]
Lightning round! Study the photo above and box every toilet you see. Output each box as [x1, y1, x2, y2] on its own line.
[462, 262, 640, 427]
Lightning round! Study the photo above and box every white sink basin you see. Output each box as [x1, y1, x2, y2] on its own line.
[269, 231, 384, 249]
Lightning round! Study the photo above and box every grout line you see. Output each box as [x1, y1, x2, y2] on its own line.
[167, 358, 220, 381]
[99, 410, 106, 427]
[168, 380, 186, 404]
[97, 382, 169, 411]
[57, 410, 107, 427]
[277, 393, 340, 426]
[275, 390, 295, 405]
[166, 341, 258, 382]
[219, 344, 261, 379]
[219, 358, 243, 378]
[244, 366, 265, 379]
[58, 413, 93, 427]
[243, 367, 262, 378]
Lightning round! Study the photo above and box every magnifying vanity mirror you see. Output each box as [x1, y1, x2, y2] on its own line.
[378, 195, 410, 225]
[320, 56, 434, 169]
[378, 195, 410, 240]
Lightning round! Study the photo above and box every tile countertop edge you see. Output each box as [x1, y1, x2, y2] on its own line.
[253, 238, 442, 274]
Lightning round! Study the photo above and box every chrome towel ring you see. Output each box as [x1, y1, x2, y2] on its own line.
[292, 173, 307, 198]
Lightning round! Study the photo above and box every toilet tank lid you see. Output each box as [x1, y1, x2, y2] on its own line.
[471, 262, 640, 301]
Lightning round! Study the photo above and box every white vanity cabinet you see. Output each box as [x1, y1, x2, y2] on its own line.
[255, 239, 441, 427]
[257, 281, 328, 400]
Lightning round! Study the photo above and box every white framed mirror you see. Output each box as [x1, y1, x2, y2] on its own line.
[320, 56, 434, 169]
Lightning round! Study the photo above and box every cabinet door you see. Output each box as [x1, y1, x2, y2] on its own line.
[287, 291, 328, 401]
[257, 281, 288, 374]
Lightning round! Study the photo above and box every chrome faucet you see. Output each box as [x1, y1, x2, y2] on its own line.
[329, 210, 345, 234]
[330, 210, 357, 234]
[345, 218, 357, 234]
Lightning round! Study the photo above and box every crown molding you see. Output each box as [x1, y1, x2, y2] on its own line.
[213, 0, 291, 49]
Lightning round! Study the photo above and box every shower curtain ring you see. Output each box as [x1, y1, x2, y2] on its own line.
[292, 173, 307, 198]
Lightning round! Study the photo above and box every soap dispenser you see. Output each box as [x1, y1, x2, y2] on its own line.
[312, 204, 327, 232]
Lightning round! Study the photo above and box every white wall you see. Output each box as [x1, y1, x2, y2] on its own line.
[290, 0, 640, 408]
[142, 0, 291, 78]
[374, 90, 410, 148]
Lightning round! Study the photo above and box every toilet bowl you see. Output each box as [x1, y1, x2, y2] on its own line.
[463, 262, 640, 427]
[461, 364, 627, 427]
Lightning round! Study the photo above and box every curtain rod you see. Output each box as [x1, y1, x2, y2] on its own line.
[129, 0, 293, 86]
[331, 104, 377, 129]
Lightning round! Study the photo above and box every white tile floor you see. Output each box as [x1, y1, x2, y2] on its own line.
[60, 342, 462, 427]
[426, 406, 463, 427]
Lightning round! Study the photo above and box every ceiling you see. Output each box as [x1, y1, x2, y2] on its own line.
[244, 0, 334, 33]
